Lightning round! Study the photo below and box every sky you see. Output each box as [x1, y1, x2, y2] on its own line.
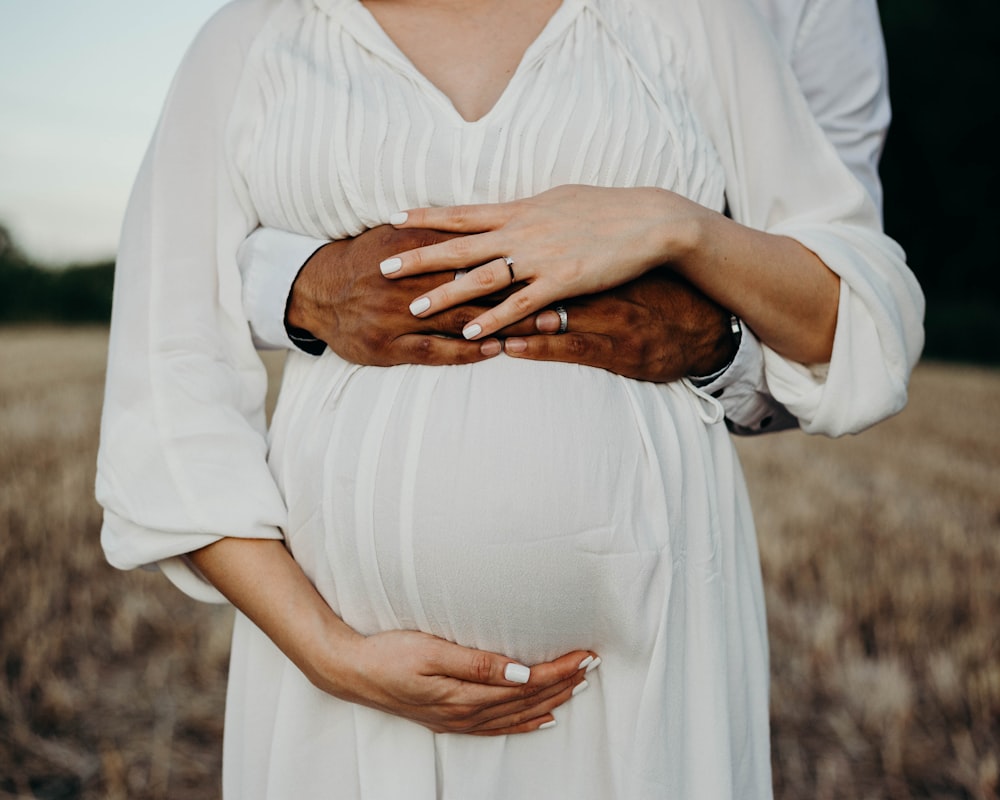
[0, 1, 231, 265]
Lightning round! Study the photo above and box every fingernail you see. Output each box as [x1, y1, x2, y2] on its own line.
[480, 339, 502, 357]
[409, 297, 431, 315]
[380, 257, 402, 275]
[504, 337, 527, 354]
[389, 211, 409, 226]
[585, 657, 602, 674]
[505, 662, 530, 684]
[577, 655, 594, 671]
[572, 679, 589, 697]
[539, 719, 558, 730]
[463, 323, 482, 340]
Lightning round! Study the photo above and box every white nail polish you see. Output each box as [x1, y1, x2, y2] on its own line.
[463, 323, 482, 340]
[572, 679, 589, 697]
[380, 257, 402, 275]
[577, 656, 594, 670]
[505, 663, 530, 684]
[585, 657, 602, 674]
[539, 720, 558, 730]
[409, 297, 431, 315]
[389, 211, 409, 225]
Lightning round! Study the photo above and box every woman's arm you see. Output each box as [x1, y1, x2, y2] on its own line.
[188, 537, 593, 735]
[377, 184, 840, 364]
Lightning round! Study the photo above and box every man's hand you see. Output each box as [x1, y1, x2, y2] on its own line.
[286, 225, 503, 364]
[287, 229, 736, 381]
[501, 270, 738, 383]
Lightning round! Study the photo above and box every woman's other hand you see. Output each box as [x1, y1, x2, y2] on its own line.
[190, 538, 596, 737]
[380, 184, 716, 339]
[325, 631, 598, 735]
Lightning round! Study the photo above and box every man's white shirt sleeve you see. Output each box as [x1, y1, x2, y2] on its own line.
[239, 228, 328, 350]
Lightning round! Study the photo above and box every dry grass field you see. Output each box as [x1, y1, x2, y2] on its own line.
[1, 326, 997, 800]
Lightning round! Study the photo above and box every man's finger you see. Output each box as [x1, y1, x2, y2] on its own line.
[420, 305, 493, 337]
[504, 332, 616, 371]
[392, 335, 502, 366]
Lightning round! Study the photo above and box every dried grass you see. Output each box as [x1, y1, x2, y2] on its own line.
[1, 326, 997, 799]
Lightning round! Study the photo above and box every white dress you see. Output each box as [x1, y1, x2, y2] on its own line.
[96, 0, 924, 797]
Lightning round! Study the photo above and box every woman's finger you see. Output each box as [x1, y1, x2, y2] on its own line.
[466, 714, 558, 736]
[409, 258, 519, 319]
[379, 231, 506, 278]
[459, 282, 557, 339]
[426, 639, 534, 686]
[392, 202, 514, 233]
[462, 654, 602, 734]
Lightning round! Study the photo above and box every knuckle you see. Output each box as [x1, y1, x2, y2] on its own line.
[447, 206, 471, 227]
[563, 333, 590, 357]
[470, 652, 495, 684]
[509, 292, 535, 316]
[449, 236, 475, 259]
[472, 267, 498, 291]
[408, 249, 426, 270]
[360, 330, 393, 358]
[407, 336, 436, 361]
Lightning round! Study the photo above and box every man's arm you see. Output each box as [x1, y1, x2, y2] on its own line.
[237, 0, 891, 431]
[786, 0, 890, 215]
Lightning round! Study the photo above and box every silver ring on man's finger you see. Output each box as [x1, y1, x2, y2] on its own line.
[502, 256, 515, 284]
[555, 305, 569, 334]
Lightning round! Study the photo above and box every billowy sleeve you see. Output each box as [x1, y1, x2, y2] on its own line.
[96, 1, 286, 603]
[679, 0, 924, 437]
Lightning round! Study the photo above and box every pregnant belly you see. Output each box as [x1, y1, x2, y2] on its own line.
[270, 353, 718, 664]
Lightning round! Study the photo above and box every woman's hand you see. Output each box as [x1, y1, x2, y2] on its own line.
[381, 184, 715, 339]
[381, 183, 840, 363]
[324, 630, 597, 735]
[190, 538, 597, 737]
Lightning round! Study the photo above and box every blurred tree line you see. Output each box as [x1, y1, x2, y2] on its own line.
[0, 225, 113, 324]
[1, 0, 997, 362]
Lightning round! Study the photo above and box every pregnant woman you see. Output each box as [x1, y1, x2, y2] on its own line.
[97, 0, 923, 797]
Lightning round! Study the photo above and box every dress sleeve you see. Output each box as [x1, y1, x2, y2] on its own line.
[96, 1, 287, 603]
[677, 0, 924, 437]
[703, 0, 892, 434]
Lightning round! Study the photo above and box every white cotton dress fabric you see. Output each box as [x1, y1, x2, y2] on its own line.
[96, 0, 924, 797]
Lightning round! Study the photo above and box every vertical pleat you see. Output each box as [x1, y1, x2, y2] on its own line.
[233, 0, 728, 241]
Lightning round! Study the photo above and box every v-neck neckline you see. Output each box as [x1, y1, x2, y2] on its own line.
[343, 0, 582, 126]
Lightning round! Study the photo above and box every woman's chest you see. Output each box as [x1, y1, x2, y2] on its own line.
[233, 4, 725, 239]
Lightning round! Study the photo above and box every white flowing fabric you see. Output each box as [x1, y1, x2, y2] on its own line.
[96, 0, 924, 797]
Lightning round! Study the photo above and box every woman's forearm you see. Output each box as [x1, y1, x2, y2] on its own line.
[189, 538, 362, 691]
[663, 198, 841, 364]
[187, 537, 594, 734]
